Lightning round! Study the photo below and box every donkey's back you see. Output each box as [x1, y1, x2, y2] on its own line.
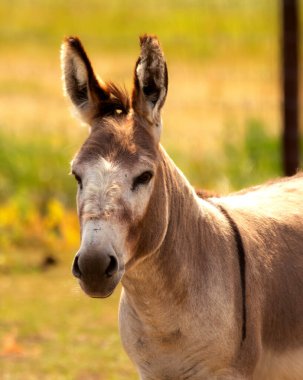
[216, 174, 303, 379]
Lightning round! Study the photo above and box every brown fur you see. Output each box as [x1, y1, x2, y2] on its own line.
[62, 35, 303, 380]
[74, 117, 158, 168]
[61, 36, 130, 124]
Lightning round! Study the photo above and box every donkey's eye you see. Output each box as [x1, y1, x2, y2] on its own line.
[73, 172, 83, 189]
[132, 171, 153, 190]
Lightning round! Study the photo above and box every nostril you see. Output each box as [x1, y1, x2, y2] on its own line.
[72, 255, 82, 279]
[105, 255, 118, 277]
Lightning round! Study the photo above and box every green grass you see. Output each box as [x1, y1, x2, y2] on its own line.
[0, 0, 283, 61]
[0, 129, 76, 207]
[166, 118, 284, 192]
[0, 266, 136, 380]
[223, 118, 283, 189]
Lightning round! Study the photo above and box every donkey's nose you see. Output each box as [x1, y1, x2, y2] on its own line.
[72, 249, 119, 282]
[105, 255, 118, 277]
[72, 255, 82, 279]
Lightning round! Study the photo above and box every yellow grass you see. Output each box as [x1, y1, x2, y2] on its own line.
[0, 266, 136, 380]
[1, 49, 282, 170]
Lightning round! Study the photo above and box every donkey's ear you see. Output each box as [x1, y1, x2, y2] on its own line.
[132, 35, 168, 141]
[61, 36, 110, 125]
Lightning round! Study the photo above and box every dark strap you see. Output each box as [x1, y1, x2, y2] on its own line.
[218, 204, 246, 343]
[209, 202, 247, 343]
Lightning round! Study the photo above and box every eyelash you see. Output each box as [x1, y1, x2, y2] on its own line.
[132, 171, 153, 191]
[73, 173, 83, 190]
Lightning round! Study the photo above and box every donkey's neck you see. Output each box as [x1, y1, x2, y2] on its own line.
[120, 152, 241, 380]
[122, 147, 232, 321]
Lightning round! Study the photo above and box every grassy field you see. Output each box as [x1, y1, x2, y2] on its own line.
[0, 0, 302, 379]
[0, 267, 135, 380]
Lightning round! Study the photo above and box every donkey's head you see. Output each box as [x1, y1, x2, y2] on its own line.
[61, 35, 168, 298]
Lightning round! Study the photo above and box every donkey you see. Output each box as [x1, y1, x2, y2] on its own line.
[61, 35, 303, 379]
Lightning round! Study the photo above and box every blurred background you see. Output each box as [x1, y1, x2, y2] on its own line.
[0, 1, 302, 379]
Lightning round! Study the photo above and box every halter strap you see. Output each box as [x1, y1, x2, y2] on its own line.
[205, 199, 247, 344]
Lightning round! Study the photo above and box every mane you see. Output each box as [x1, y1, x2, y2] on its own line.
[196, 188, 219, 199]
[104, 81, 130, 116]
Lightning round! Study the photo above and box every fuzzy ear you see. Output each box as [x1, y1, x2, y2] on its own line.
[132, 35, 168, 141]
[61, 37, 112, 125]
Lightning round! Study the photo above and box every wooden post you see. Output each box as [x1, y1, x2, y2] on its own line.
[282, 0, 300, 176]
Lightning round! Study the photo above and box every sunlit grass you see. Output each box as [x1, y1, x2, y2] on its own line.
[0, 0, 283, 60]
[0, 266, 136, 380]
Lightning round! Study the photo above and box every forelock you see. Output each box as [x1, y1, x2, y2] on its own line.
[75, 116, 158, 166]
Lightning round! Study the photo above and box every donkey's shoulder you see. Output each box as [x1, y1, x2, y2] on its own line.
[207, 172, 303, 226]
[196, 172, 303, 202]
[220, 172, 303, 205]
[230, 172, 303, 197]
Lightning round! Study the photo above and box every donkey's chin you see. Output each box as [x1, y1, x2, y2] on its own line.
[79, 272, 123, 299]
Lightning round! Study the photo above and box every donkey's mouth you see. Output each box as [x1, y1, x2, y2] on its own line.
[91, 291, 114, 299]
[78, 269, 124, 299]
[79, 280, 115, 298]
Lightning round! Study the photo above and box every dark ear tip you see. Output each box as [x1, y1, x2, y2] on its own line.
[139, 34, 160, 48]
[63, 36, 82, 49]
